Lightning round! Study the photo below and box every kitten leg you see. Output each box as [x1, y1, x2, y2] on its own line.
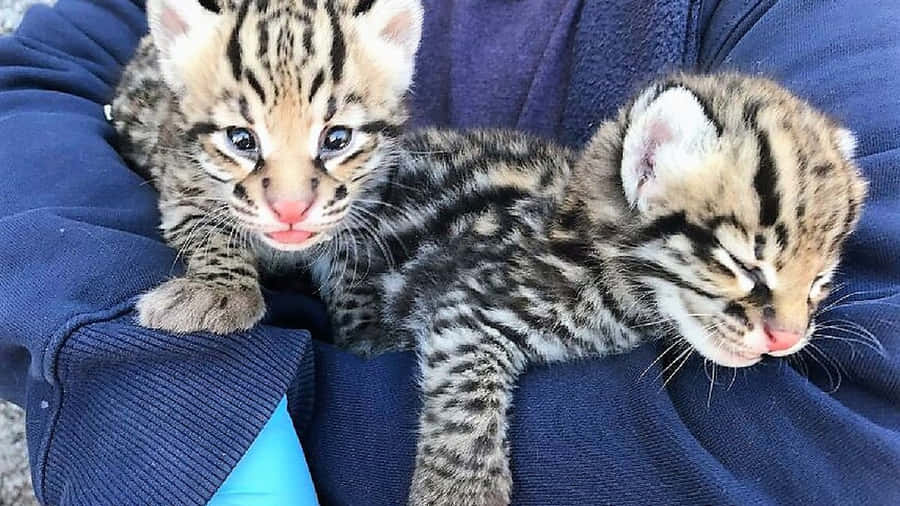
[137, 214, 264, 334]
[327, 277, 413, 357]
[410, 309, 528, 506]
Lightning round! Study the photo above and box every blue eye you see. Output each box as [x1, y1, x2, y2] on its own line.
[319, 126, 353, 156]
[226, 127, 259, 157]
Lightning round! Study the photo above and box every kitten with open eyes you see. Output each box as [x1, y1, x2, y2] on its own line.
[110, 1, 866, 505]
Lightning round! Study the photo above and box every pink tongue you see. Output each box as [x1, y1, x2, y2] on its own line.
[267, 230, 314, 244]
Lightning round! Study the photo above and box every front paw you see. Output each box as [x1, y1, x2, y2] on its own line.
[136, 277, 265, 334]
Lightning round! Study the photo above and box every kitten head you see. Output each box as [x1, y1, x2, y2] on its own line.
[587, 73, 867, 367]
[147, 0, 423, 251]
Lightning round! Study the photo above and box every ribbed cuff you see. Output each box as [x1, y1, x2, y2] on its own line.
[33, 313, 312, 506]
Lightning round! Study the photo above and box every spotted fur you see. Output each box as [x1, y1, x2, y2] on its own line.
[110, 3, 866, 504]
[112, 0, 421, 333]
[344, 74, 866, 505]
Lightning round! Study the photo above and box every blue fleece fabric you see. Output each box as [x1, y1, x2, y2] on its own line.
[0, 0, 897, 505]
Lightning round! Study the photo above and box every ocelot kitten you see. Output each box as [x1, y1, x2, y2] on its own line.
[371, 77, 866, 505]
[110, 1, 867, 506]
[111, 0, 423, 333]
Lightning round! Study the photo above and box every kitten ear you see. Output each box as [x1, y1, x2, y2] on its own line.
[620, 85, 719, 212]
[146, 0, 222, 91]
[354, 0, 424, 94]
[835, 128, 858, 160]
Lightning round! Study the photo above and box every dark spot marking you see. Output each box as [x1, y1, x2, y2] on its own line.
[449, 361, 473, 375]
[742, 101, 762, 126]
[308, 69, 324, 103]
[443, 421, 475, 434]
[238, 96, 252, 123]
[333, 184, 348, 201]
[458, 379, 479, 393]
[245, 70, 267, 103]
[473, 435, 495, 455]
[754, 234, 766, 259]
[325, 96, 338, 122]
[774, 223, 789, 247]
[310, 177, 320, 191]
[724, 302, 750, 327]
[463, 398, 487, 413]
[813, 163, 833, 177]
[427, 351, 449, 367]
[261, 177, 271, 189]
[360, 120, 402, 138]
[200, 0, 221, 13]
[353, 0, 376, 15]
[218, 296, 229, 309]
[187, 122, 218, 139]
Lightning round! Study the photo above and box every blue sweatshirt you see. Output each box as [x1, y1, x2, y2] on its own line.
[0, 0, 897, 504]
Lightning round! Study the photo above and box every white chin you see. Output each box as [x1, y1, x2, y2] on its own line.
[699, 347, 762, 368]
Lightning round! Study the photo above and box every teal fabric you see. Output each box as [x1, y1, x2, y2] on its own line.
[210, 397, 318, 506]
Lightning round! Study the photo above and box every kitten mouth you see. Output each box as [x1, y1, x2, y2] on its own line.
[261, 228, 320, 250]
[266, 229, 317, 245]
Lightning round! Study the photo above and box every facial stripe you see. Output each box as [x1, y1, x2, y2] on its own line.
[753, 130, 781, 227]
[227, 2, 251, 80]
[238, 96, 252, 123]
[774, 223, 789, 248]
[326, 0, 346, 83]
[325, 96, 338, 122]
[623, 257, 721, 300]
[187, 122, 218, 139]
[360, 120, 402, 138]
[245, 70, 267, 103]
[309, 69, 325, 103]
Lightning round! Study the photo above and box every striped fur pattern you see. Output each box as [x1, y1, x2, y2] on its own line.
[110, 3, 866, 503]
[358, 74, 866, 505]
[111, 0, 421, 333]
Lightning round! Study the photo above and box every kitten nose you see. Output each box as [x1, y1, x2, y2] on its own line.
[270, 199, 313, 225]
[764, 324, 802, 352]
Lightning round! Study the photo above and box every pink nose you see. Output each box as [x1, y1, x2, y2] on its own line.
[764, 325, 803, 352]
[270, 200, 313, 225]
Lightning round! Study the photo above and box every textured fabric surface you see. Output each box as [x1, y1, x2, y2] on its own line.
[0, 0, 898, 505]
[0, 2, 315, 504]
[0, 3, 55, 506]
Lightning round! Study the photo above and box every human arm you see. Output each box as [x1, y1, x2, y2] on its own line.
[0, 1, 314, 504]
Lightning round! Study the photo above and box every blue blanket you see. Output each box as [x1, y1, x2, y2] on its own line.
[0, 0, 898, 504]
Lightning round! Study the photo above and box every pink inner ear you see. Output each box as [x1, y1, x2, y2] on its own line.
[637, 119, 673, 187]
[381, 11, 413, 46]
[160, 6, 189, 40]
[647, 118, 674, 147]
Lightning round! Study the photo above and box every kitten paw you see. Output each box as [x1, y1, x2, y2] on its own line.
[136, 277, 265, 334]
